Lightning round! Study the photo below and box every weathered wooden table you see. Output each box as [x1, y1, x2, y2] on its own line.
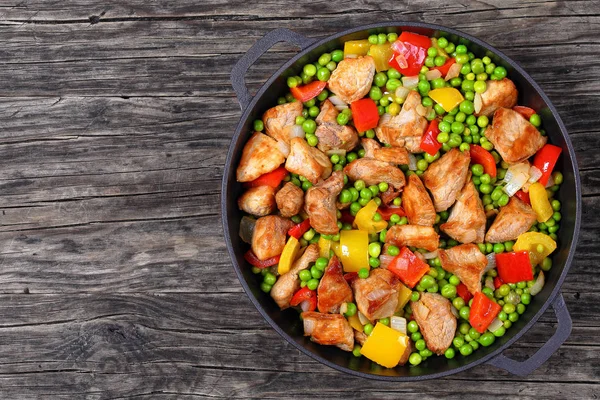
[0, 1, 598, 398]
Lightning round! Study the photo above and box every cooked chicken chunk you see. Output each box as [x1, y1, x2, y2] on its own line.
[328, 56, 376, 104]
[344, 158, 406, 190]
[422, 148, 471, 212]
[301, 312, 354, 351]
[438, 244, 488, 295]
[485, 196, 537, 243]
[354, 330, 368, 346]
[440, 177, 486, 243]
[285, 137, 332, 184]
[402, 174, 436, 227]
[251, 215, 294, 260]
[275, 182, 304, 218]
[236, 132, 286, 182]
[270, 244, 320, 309]
[305, 171, 344, 235]
[317, 256, 353, 313]
[411, 293, 456, 355]
[262, 101, 303, 144]
[385, 225, 440, 252]
[361, 138, 410, 165]
[315, 123, 359, 153]
[315, 99, 339, 125]
[381, 186, 401, 205]
[475, 78, 518, 117]
[485, 107, 547, 164]
[375, 91, 428, 153]
[352, 269, 402, 321]
[237, 185, 276, 217]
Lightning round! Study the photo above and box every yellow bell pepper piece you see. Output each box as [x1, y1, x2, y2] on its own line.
[354, 199, 388, 233]
[360, 323, 409, 368]
[339, 229, 369, 272]
[429, 88, 464, 112]
[318, 236, 331, 259]
[278, 236, 300, 275]
[513, 231, 557, 267]
[369, 43, 393, 72]
[347, 314, 363, 332]
[344, 40, 371, 57]
[529, 182, 554, 223]
[396, 284, 413, 312]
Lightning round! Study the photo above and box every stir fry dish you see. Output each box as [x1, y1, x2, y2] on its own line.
[236, 31, 563, 368]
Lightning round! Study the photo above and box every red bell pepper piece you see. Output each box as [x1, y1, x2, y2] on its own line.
[419, 119, 442, 155]
[344, 272, 358, 283]
[350, 98, 379, 133]
[493, 276, 504, 289]
[513, 105, 536, 120]
[388, 32, 429, 76]
[245, 166, 288, 188]
[456, 282, 473, 303]
[290, 287, 317, 312]
[532, 144, 562, 186]
[495, 251, 534, 284]
[469, 292, 502, 333]
[470, 144, 497, 178]
[387, 247, 430, 288]
[288, 218, 312, 240]
[377, 206, 406, 221]
[514, 190, 531, 205]
[244, 250, 280, 269]
[432, 58, 456, 76]
[290, 81, 327, 103]
[339, 209, 355, 224]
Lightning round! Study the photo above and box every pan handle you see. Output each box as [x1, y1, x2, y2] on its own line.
[231, 28, 316, 111]
[486, 293, 572, 376]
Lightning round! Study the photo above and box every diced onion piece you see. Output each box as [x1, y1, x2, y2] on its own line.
[402, 75, 419, 89]
[326, 149, 347, 157]
[545, 174, 555, 188]
[528, 166, 542, 183]
[445, 62, 462, 81]
[503, 161, 531, 196]
[345, 53, 358, 59]
[379, 254, 395, 269]
[529, 271, 545, 296]
[239, 216, 256, 244]
[485, 276, 495, 291]
[395, 53, 408, 69]
[395, 86, 410, 101]
[506, 291, 521, 305]
[289, 125, 305, 139]
[474, 92, 483, 114]
[451, 305, 459, 318]
[339, 302, 348, 315]
[416, 104, 430, 117]
[328, 96, 348, 111]
[390, 316, 407, 334]
[276, 140, 290, 157]
[425, 69, 442, 81]
[483, 252, 497, 274]
[358, 311, 370, 325]
[379, 113, 392, 126]
[423, 250, 439, 260]
[300, 300, 312, 312]
[488, 317, 504, 333]
[408, 153, 417, 171]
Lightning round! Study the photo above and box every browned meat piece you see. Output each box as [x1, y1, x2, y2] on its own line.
[262, 101, 303, 144]
[301, 311, 354, 351]
[251, 215, 294, 260]
[381, 186, 401, 205]
[422, 148, 471, 212]
[305, 171, 344, 235]
[354, 330, 368, 346]
[475, 78, 518, 117]
[402, 174, 436, 227]
[237, 185, 276, 217]
[361, 138, 410, 165]
[344, 158, 406, 190]
[270, 244, 320, 309]
[352, 269, 402, 321]
[411, 293, 456, 355]
[440, 177, 486, 243]
[385, 225, 439, 252]
[315, 123, 359, 153]
[236, 132, 286, 182]
[317, 256, 353, 313]
[275, 182, 304, 218]
[315, 99, 339, 125]
[328, 56, 376, 104]
[485, 196, 537, 243]
[438, 244, 488, 295]
[485, 107, 547, 164]
[285, 137, 332, 184]
[375, 91, 428, 153]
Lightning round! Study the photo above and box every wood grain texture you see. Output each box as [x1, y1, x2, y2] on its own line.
[0, 0, 599, 398]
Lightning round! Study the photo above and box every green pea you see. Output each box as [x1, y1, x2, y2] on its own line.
[445, 42, 455, 53]
[441, 284, 457, 299]
[302, 119, 317, 134]
[493, 243, 505, 254]
[459, 306, 470, 320]
[260, 282, 272, 293]
[387, 33, 398, 42]
[417, 79, 430, 94]
[498, 194, 509, 207]
[477, 115, 489, 128]
[493, 326, 506, 337]
[368, 34, 379, 45]
[459, 100, 475, 115]
[358, 267, 369, 279]
[387, 67, 401, 79]
[493, 66, 507, 79]
[301, 180, 313, 191]
[414, 339, 427, 351]
[409, 352, 422, 366]
[479, 183, 493, 194]
[479, 332, 495, 347]
[387, 245, 400, 256]
[331, 50, 344, 62]
[420, 275, 436, 289]
[452, 298, 465, 312]
[530, 113, 542, 127]
[451, 121, 465, 134]
[317, 67, 331, 82]
[469, 327, 481, 340]
[318, 53, 332, 66]
[363, 323, 374, 336]
[352, 344, 362, 357]
[407, 320, 419, 333]
[377, 33, 387, 44]
[459, 344, 473, 356]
